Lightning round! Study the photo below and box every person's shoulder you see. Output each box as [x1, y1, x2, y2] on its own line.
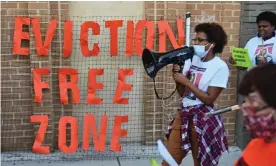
[244, 138, 276, 153]
[213, 56, 229, 70]
[245, 138, 274, 149]
[271, 34, 276, 41]
[246, 36, 260, 45]
[247, 138, 263, 145]
[242, 138, 261, 154]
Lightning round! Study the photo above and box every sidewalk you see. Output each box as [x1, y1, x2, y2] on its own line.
[1, 147, 242, 166]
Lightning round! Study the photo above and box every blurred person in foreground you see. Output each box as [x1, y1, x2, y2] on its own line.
[235, 64, 276, 166]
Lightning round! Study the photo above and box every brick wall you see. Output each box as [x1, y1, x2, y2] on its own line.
[144, 1, 241, 146]
[236, 1, 276, 149]
[1, 1, 69, 151]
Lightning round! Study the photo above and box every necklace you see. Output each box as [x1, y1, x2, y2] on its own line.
[260, 39, 266, 64]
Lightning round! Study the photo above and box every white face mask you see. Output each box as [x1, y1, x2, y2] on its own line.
[193, 44, 213, 59]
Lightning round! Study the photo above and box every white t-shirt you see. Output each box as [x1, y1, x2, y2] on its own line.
[181, 55, 230, 107]
[245, 34, 276, 70]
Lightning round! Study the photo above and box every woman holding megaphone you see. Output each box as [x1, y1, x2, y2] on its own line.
[162, 23, 230, 166]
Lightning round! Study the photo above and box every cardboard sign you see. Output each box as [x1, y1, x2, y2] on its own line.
[232, 46, 253, 68]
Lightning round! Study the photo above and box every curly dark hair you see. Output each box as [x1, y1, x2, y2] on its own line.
[239, 64, 276, 109]
[256, 11, 276, 26]
[194, 22, 228, 54]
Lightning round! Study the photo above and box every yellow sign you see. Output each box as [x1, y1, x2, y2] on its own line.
[149, 158, 160, 166]
[232, 46, 253, 68]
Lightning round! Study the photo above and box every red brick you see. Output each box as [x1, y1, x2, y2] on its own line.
[145, 2, 154, 9]
[1, 75, 11, 81]
[233, 10, 241, 17]
[2, 142, 33, 150]
[229, 95, 237, 101]
[12, 87, 30, 93]
[19, 81, 32, 87]
[223, 46, 231, 53]
[203, 1, 220, 3]
[18, 2, 28, 8]
[189, 9, 201, 15]
[20, 92, 32, 99]
[221, 91, 237, 101]
[227, 129, 236, 136]
[225, 28, 240, 35]
[11, 75, 31, 80]
[61, 3, 69, 9]
[13, 100, 32, 106]
[1, 81, 19, 87]
[1, 88, 11, 93]
[145, 9, 164, 16]
[221, 22, 231, 28]
[14, 112, 32, 119]
[14, 124, 33, 130]
[227, 136, 235, 144]
[186, 1, 203, 4]
[38, 9, 49, 15]
[11, 61, 30, 67]
[1, 9, 7, 15]
[50, 2, 58, 9]
[1, 94, 20, 100]
[1, 101, 13, 107]
[222, 3, 235, 10]
[223, 111, 237, 118]
[178, 10, 188, 15]
[214, 4, 222, 10]
[21, 106, 32, 112]
[1, 2, 17, 8]
[2, 118, 22, 125]
[222, 16, 240, 22]
[2, 131, 24, 137]
[1, 61, 11, 67]
[18, 68, 31, 74]
[28, 2, 49, 9]
[231, 34, 240, 41]
[233, 4, 241, 9]
[196, 4, 215, 10]
[222, 10, 232, 17]
[228, 41, 239, 46]
[166, 9, 177, 16]
[167, 2, 186, 9]
[50, 9, 71, 16]
[1, 68, 17, 74]
[1, 113, 14, 119]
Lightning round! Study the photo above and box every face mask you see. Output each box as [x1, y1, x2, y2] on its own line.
[193, 44, 213, 59]
[242, 106, 276, 141]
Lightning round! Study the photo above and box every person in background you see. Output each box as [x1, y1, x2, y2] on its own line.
[162, 22, 229, 166]
[229, 11, 276, 69]
[235, 64, 276, 166]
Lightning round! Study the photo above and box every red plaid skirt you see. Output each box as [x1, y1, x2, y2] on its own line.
[165, 104, 229, 166]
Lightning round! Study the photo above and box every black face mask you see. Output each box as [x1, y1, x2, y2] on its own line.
[257, 31, 275, 41]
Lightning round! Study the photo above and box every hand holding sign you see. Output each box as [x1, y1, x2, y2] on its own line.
[231, 46, 253, 68]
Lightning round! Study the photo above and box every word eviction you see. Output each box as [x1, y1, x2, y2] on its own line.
[12, 17, 185, 57]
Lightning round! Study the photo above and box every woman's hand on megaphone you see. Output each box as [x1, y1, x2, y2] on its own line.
[173, 73, 190, 86]
[172, 64, 181, 73]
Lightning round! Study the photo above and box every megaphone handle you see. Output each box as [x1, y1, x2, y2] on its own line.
[179, 65, 183, 73]
[178, 61, 184, 73]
